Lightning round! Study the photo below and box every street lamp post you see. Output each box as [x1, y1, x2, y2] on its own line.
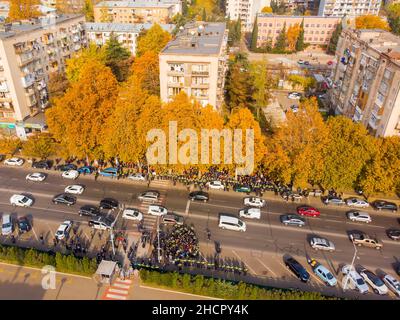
[110, 204, 124, 259]
[157, 217, 161, 263]
[343, 241, 358, 291]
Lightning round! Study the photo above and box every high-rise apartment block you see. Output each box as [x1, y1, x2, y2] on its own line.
[329, 29, 400, 137]
[225, 0, 270, 31]
[318, 0, 381, 17]
[0, 14, 86, 139]
[159, 22, 228, 110]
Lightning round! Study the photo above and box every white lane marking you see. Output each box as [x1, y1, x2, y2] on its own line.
[231, 249, 256, 275]
[116, 279, 132, 284]
[255, 257, 277, 277]
[185, 200, 191, 215]
[105, 294, 127, 300]
[113, 283, 130, 289]
[108, 288, 129, 295]
[31, 226, 39, 241]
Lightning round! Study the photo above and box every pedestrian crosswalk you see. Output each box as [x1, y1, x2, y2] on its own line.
[138, 192, 166, 230]
[148, 179, 172, 189]
[102, 279, 132, 300]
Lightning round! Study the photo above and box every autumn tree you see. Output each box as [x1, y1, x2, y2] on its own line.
[249, 60, 272, 123]
[104, 34, 132, 82]
[83, 0, 94, 22]
[286, 23, 301, 52]
[0, 133, 22, 155]
[136, 24, 172, 57]
[228, 18, 241, 47]
[131, 51, 160, 96]
[386, 4, 400, 35]
[8, 0, 40, 21]
[46, 60, 118, 160]
[261, 6, 273, 13]
[48, 72, 69, 101]
[22, 133, 56, 159]
[355, 15, 390, 31]
[321, 116, 376, 191]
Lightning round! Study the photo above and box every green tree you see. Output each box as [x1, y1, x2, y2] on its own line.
[274, 23, 287, 53]
[22, 133, 55, 159]
[202, 7, 207, 21]
[295, 19, 305, 51]
[327, 22, 342, 54]
[386, 4, 400, 35]
[249, 60, 272, 122]
[136, 24, 172, 57]
[83, 0, 94, 22]
[104, 34, 132, 82]
[228, 18, 241, 46]
[250, 16, 258, 51]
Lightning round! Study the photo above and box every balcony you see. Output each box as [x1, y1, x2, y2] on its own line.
[18, 55, 35, 67]
[368, 116, 378, 130]
[21, 76, 34, 88]
[0, 96, 12, 103]
[167, 82, 184, 87]
[191, 83, 209, 89]
[191, 70, 209, 76]
[167, 70, 184, 76]
[25, 88, 35, 96]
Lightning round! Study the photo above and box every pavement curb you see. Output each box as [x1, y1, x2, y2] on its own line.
[139, 284, 222, 300]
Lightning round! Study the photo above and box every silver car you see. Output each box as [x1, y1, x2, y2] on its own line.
[138, 191, 160, 202]
[347, 210, 371, 223]
[309, 237, 335, 252]
[280, 214, 306, 227]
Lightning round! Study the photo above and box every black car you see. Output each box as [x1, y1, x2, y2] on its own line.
[55, 163, 78, 171]
[17, 217, 31, 233]
[284, 256, 310, 283]
[387, 229, 400, 241]
[0, 154, 5, 162]
[100, 198, 119, 210]
[32, 160, 52, 170]
[79, 205, 101, 217]
[371, 200, 398, 212]
[189, 191, 209, 202]
[52, 193, 76, 206]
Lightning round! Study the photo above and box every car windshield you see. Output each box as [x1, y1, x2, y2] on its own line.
[356, 278, 364, 285]
[21, 197, 28, 203]
[326, 273, 334, 280]
[2, 223, 11, 228]
[238, 221, 243, 226]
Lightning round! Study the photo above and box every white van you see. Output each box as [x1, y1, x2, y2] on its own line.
[148, 205, 168, 216]
[218, 215, 246, 232]
[239, 207, 261, 219]
[2, 214, 13, 235]
[88, 217, 112, 231]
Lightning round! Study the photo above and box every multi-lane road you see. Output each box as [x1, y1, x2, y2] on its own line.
[0, 165, 399, 299]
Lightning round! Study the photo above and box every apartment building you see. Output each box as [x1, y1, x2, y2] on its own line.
[329, 29, 400, 137]
[318, 0, 381, 17]
[159, 22, 228, 110]
[225, 0, 269, 31]
[255, 14, 341, 48]
[94, 0, 181, 24]
[85, 22, 174, 55]
[0, 14, 86, 139]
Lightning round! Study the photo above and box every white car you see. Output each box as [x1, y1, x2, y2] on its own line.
[239, 207, 261, 219]
[347, 211, 371, 223]
[55, 220, 72, 240]
[4, 157, 24, 166]
[309, 237, 335, 252]
[62, 170, 79, 180]
[243, 197, 266, 208]
[26, 172, 46, 182]
[342, 265, 369, 294]
[288, 92, 301, 100]
[10, 194, 33, 207]
[207, 181, 225, 190]
[122, 208, 143, 221]
[360, 268, 388, 295]
[382, 274, 400, 297]
[64, 185, 85, 195]
[148, 205, 168, 216]
[346, 198, 369, 208]
[128, 173, 146, 181]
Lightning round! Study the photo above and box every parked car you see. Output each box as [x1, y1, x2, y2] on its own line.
[324, 196, 345, 206]
[297, 206, 320, 217]
[382, 274, 400, 297]
[26, 172, 46, 182]
[347, 210, 371, 223]
[128, 173, 146, 181]
[303, 61, 310, 66]
[55, 163, 77, 171]
[79, 205, 100, 217]
[243, 197, 265, 208]
[371, 200, 398, 212]
[1, 214, 13, 236]
[77, 166, 95, 174]
[64, 185, 85, 195]
[4, 157, 24, 166]
[218, 215, 246, 232]
[162, 213, 184, 225]
[148, 205, 168, 216]
[342, 265, 369, 294]
[309, 237, 335, 252]
[288, 92, 302, 100]
[99, 167, 118, 177]
[10, 194, 33, 207]
[99, 198, 119, 210]
[289, 104, 299, 113]
[346, 197, 369, 208]
[233, 184, 251, 193]
[88, 217, 113, 231]
[386, 228, 400, 241]
[349, 231, 382, 249]
[283, 256, 310, 282]
[359, 268, 388, 295]
[189, 191, 209, 202]
[239, 207, 261, 219]
[309, 259, 337, 287]
[138, 190, 160, 202]
[32, 160, 51, 170]
[52, 193, 76, 206]
[280, 214, 306, 227]
[327, 60, 334, 66]
[122, 208, 143, 221]
[308, 189, 323, 197]
[62, 170, 79, 180]
[17, 216, 31, 234]
[297, 60, 305, 65]
[55, 220, 72, 240]
[207, 180, 225, 190]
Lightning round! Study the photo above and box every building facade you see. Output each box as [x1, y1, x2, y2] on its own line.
[329, 29, 400, 137]
[318, 0, 381, 17]
[94, 0, 181, 24]
[255, 14, 341, 48]
[225, 0, 269, 32]
[0, 14, 86, 139]
[159, 22, 228, 110]
[85, 22, 174, 55]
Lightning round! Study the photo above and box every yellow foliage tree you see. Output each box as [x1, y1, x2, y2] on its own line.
[22, 132, 56, 159]
[136, 24, 172, 57]
[261, 6, 273, 13]
[355, 15, 390, 30]
[8, 0, 40, 21]
[286, 23, 301, 51]
[0, 133, 22, 155]
[131, 51, 160, 96]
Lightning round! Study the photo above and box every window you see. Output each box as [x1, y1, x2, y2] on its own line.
[384, 69, 393, 80]
[169, 63, 184, 72]
[192, 64, 209, 72]
[168, 87, 182, 96]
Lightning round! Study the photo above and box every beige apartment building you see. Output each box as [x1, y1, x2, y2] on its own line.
[159, 22, 228, 111]
[255, 14, 341, 48]
[0, 14, 86, 139]
[329, 29, 400, 137]
[94, 0, 181, 24]
[318, 0, 381, 17]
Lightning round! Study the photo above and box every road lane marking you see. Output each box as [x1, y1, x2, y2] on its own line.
[109, 288, 129, 295]
[105, 294, 127, 300]
[31, 226, 39, 241]
[185, 200, 191, 215]
[255, 257, 277, 277]
[231, 249, 256, 275]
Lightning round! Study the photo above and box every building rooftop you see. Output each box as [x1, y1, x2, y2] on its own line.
[85, 22, 175, 33]
[355, 29, 400, 60]
[96, 0, 175, 8]
[0, 14, 84, 39]
[161, 21, 226, 56]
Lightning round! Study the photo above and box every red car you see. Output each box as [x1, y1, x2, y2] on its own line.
[297, 206, 320, 217]
[327, 60, 333, 66]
